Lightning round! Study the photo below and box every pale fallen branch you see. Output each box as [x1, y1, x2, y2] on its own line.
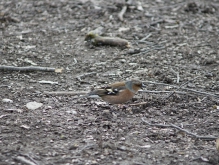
[140, 33, 152, 42]
[0, 65, 63, 72]
[162, 79, 191, 100]
[20, 154, 39, 165]
[140, 90, 187, 95]
[143, 80, 219, 99]
[0, 115, 9, 119]
[85, 32, 130, 48]
[38, 80, 58, 85]
[14, 156, 37, 165]
[180, 87, 219, 98]
[44, 91, 87, 95]
[141, 118, 217, 141]
[76, 72, 97, 81]
[4, 109, 23, 113]
[129, 102, 148, 106]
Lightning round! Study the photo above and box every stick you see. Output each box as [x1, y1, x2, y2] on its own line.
[180, 87, 219, 98]
[140, 90, 187, 95]
[129, 102, 148, 106]
[4, 109, 23, 113]
[85, 32, 130, 48]
[170, 68, 180, 84]
[149, 19, 165, 26]
[162, 79, 190, 100]
[20, 154, 39, 165]
[118, 5, 127, 22]
[141, 118, 217, 141]
[0, 65, 57, 72]
[143, 80, 219, 99]
[15, 156, 37, 165]
[44, 91, 88, 95]
[140, 34, 152, 41]
[76, 72, 97, 81]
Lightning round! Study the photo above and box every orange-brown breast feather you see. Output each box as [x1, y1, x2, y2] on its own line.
[132, 84, 141, 92]
[101, 89, 134, 104]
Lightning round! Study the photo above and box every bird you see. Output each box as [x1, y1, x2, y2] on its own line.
[88, 79, 145, 104]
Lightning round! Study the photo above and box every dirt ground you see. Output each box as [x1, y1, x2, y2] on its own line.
[1, 0, 219, 164]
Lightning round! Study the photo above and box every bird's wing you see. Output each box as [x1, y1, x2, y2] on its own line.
[104, 86, 126, 96]
[88, 85, 126, 97]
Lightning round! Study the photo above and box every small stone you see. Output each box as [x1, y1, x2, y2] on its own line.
[66, 109, 77, 115]
[2, 98, 13, 103]
[26, 101, 43, 110]
[120, 137, 126, 141]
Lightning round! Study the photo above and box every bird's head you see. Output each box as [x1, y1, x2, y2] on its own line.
[125, 79, 145, 93]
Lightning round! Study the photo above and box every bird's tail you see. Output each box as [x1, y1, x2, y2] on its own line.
[87, 90, 97, 96]
[87, 89, 106, 97]
[86, 90, 101, 98]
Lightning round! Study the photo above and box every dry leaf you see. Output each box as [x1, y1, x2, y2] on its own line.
[55, 68, 63, 73]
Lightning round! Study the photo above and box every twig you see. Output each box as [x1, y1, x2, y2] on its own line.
[180, 87, 219, 98]
[118, 5, 127, 22]
[140, 90, 187, 95]
[125, 48, 151, 55]
[170, 68, 180, 84]
[141, 118, 217, 141]
[143, 80, 219, 99]
[44, 91, 87, 95]
[140, 33, 152, 41]
[129, 102, 148, 106]
[20, 154, 39, 165]
[176, 72, 180, 83]
[143, 81, 174, 86]
[4, 109, 23, 113]
[0, 115, 9, 119]
[162, 79, 191, 100]
[0, 65, 58, 72]
[77, 144, 96, 153]
[76, 72, 97, 81]
[151, 46, 166, 50]
[169, 124, 217, 140]
[85, 32, 130, 48]
[161, 70, 185, 100]
[149, 19, 165, 26]
[14, 156, 37, 165]
[38, 80, 58, 85]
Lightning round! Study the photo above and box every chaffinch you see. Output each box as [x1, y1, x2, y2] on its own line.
[88, 80, 145, 104]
